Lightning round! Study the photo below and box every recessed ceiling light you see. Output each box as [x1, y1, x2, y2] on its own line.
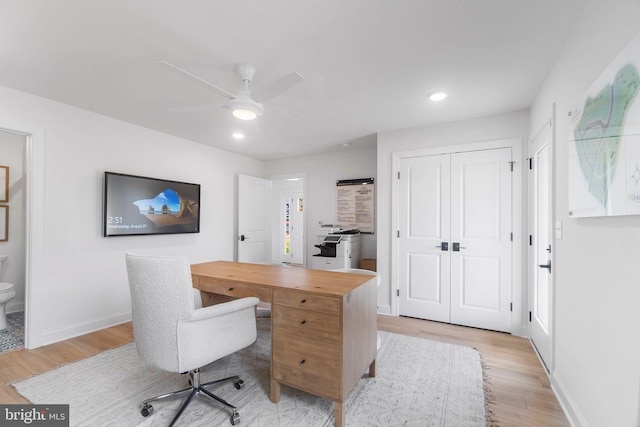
[429, 92, 447, 102]
[232, 132, 245, 139]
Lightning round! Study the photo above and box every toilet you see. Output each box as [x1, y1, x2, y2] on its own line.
[0, 255, 16, 330]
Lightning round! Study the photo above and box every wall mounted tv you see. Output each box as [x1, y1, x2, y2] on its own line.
[103, 172, 200, 237]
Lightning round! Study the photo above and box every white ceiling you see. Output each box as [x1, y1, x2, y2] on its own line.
[0, 0, 585, 160]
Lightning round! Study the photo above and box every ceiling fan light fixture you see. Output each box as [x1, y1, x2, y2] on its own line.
[429, 92, 447, 102]
[228, 97, 264, 120]
[233, 109, 258, 120]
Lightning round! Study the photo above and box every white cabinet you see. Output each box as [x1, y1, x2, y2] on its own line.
[312, 256, 349, 270]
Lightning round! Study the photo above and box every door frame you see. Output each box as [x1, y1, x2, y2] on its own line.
[391, 137, 525, 335]
[0, 120, 46, 349]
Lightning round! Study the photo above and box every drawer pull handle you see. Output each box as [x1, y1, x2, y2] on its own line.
[300, 320, 306, 325]
[300, 359, 306, 364]
[300, 299, 306, 304]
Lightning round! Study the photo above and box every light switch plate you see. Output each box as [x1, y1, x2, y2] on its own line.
[555, 220, 563, 239]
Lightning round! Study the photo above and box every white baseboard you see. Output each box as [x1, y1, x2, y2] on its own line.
[7, 301, 25, 313]
[38, 312, 132, 348]
[377, 305, 392, 315]
[551, 373, 588, 427]
[511, 324, 528, 338]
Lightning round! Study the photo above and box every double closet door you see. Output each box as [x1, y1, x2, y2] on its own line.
[398, 148, 512, 332]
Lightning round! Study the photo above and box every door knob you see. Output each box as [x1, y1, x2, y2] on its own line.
[452, 242, 466, 251]
[538, 260, 552, 272]
[239, 235, 249, 241]
[435, 242, 449, 251]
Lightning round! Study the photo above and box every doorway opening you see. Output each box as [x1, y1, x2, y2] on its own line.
[275, 178, 304, 266]
[0, 129, 27, 352]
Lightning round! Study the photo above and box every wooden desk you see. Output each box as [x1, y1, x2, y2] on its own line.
[190, 261, 378, 427]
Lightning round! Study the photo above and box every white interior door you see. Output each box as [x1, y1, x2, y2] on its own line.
[238, 174, 271, 263]
[450, 148, 513, 332]
[529, 118, 554, 370]
[397, 147, 513, 332]
[398, 155, 451, 322]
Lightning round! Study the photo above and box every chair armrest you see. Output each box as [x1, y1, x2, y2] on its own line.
[187, 297, 259, 322]
[177, 296, 260, 371]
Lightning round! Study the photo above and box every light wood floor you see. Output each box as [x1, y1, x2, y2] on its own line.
[378, 316, 569, 426]
[0, 317, 568, 426]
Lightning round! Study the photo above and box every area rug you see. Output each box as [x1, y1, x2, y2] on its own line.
[0, 311, 24, 353]
[13, 319, 485, 426]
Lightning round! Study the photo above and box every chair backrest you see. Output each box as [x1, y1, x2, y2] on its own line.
[125, 253, 195, 371]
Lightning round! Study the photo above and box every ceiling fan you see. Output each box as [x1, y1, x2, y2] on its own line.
[160, 61, 304, 120]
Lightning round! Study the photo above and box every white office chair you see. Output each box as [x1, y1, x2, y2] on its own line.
[193, 288, 203, 309]
[125, 253, 259, 426]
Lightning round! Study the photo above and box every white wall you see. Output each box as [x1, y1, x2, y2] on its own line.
[264, 145, 377, 268]
[0, 130, 26, 313]
[0, 84, 263, 348]
[529, 1, 640, 425]
[377, 111, 529, 317]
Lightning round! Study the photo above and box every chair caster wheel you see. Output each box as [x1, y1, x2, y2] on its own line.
[141, 404, 154, 417]
[230, 411, 240, 425]
[234, 379, 244, 390]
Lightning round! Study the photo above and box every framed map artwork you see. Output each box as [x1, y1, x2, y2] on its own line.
[568, 31, 640, 217]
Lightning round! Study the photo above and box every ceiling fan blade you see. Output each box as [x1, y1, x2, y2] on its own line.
[252, 72, 304, 102]
[159, 61, 235, 100]
[270, 104, 326, 122]
[168, 103, 224, 113]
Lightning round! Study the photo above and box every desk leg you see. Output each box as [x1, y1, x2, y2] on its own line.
[369, 358, 376, 377]
[270, 378, 281, 403]
[334, 401, 345, 427]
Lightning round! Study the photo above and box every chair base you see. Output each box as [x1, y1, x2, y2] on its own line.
[140, 368, 244, 426]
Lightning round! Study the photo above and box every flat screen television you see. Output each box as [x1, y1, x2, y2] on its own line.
[103, 172, 200, 237]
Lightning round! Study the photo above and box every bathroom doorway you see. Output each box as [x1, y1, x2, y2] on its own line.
[0, 129, 27, 352]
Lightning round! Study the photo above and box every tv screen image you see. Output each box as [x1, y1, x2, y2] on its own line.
[103, 172, 200, 237]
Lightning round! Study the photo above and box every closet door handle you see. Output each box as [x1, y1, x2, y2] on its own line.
[435, 242, 449, 251]
[452, 242, 466, 251]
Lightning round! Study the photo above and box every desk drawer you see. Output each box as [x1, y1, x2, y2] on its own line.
[272, 305, 340, 340]
[197, 277, 272, 302]
[272, 289, 340, 315]
[272, 327, 340, 400]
